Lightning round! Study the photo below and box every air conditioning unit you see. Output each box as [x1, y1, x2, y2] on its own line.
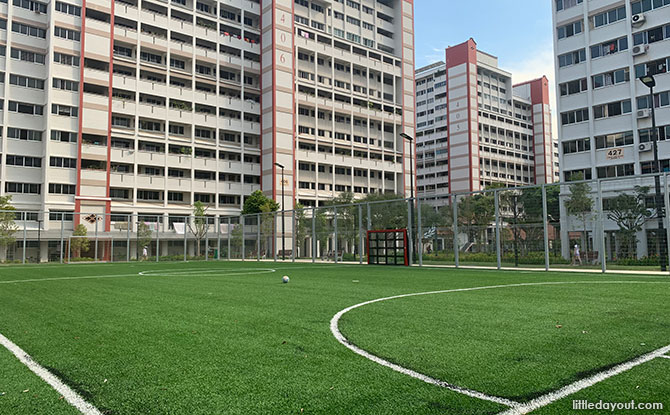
[632, 44, 649, 56]
[637, 108, 651, 118]
[631, 13, 646, 27]
[639, 142, 653, 152]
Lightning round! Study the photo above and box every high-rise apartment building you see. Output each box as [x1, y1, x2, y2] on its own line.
[553, 0, 670, 184]
[552, 0, 670, 258]
[415, 39, 558, 204]
[0, 0, 414, 259]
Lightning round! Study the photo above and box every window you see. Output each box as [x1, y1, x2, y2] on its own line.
[55, 1, 81, 16]
[592, 68, 629, 89]
[633, 24, 670, 45]
[9, 101, 44, 115]
[560, 108, 589, 125]
[557, 20, 582, 39]
[558, 49, 586, 68]
[11, 48, 46, 64]
[51, 130, 77, 142]
[595, 131, 634, 149]
[50, 157, 77, 168]
[138, 190, 161, 201]
[13, 0, 47, 13]
[9, 74, 44, 89]
[51, 104, 78, 117]
[52, 78, 78, 91]
[639, 125, 670, 143]
[110, 188, 130, 199]
[8, 128, 42, 141]
[637, 90, 670, 110]
[140, 51, 163, 65]
[632, 0, 670, 14]
[593, 100, 632, 119]
[49, 211, 74, 221]
[597, 163, 635, 179]
[590, 36, 628, 59]
[5, 182, 41, 194]
[170, 58, 185, 70]
[592, 6, 626, 28]
[559, 78, 588, 96]
[48, 183, 76, 195]
[11, 22, 46, 39]
[54, 26, 80, 41]
[635, 57, 670, 78]
[564, 168, 592, 181]
[53, 52, 79, 66]
[562, 138, 591, 154]
[556, 0, 582, 11]
[6, 155, 42, 168]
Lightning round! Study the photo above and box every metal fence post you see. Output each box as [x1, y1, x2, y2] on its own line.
[358, 204, 363, 265]
[111, 237, 114, 263]
[495, 190, 501, 270]
[291, 209, 296, 263]
[542, 184, 550, 272]
[311, 207, 316, 263]
[664, 173, 670, 270]
[241, 216, 245, 261]
[184, 216, 188, 262]
[155, 216, 160, 262]
[59, 215, 64, 264]
[127, 214, 131, 262]
[452, 195, 459, 268]
[417, 198, 423, 267]
[273, 211, 277, 262]
[205, 217, 209, 262]
[366, 203, 371, 230]
[95, 216, 99, 262]
[407, 199, 413, 266]
[22, 217, 26, 264]
[333, 206, 338, 264]
[217, 216, 221, 261]
[256, 213, 261, 261]
[597, 180, 606, 273]
[227, 217, 231, 261]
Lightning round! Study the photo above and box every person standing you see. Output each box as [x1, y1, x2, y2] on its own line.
[573, 244, 582, 266]
[142, 246, 148, 261]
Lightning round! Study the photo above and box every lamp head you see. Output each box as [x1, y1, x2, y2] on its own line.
[641, 75, 656, 89]
[400, 133, 414, 142]
[274, 162, 285, 169]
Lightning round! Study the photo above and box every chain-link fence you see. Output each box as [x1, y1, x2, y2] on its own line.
[2, 174, 670, 272]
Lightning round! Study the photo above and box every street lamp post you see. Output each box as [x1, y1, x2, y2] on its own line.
[400, 133, 415, 263]
[275, 162, 286, 261]
[641, 74, 667, 272]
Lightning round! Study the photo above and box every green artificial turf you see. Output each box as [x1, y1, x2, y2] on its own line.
[0, 262, 668, 415]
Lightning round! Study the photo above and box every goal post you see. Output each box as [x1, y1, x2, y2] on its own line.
[366, 229, 409, 266]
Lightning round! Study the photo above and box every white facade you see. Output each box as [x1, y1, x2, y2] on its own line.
[0, 0, 414, 255]
[553, 0, 670, 259]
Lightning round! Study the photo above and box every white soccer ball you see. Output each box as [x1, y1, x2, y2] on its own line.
[282, 275, 290, 284]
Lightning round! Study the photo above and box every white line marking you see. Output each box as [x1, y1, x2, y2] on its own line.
[497, 344, 670, 415]
[0, 333, 103, 415]
[660, 355, 670, 360]
[138, 268, 276, 276]
[0, 274, 138, 284]
[330, 281, 670, 410]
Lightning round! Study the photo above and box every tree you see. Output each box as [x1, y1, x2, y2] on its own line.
[607, 186, 655, 259]
[70, 224, 90, 259]
[188, 201, 210, 256]
[0, 196, 19, 262]
[325, 192, 357, 255]
[294, 203, 309, 257]
[361, 193, 408, 230]
[242, 190, 279, 215]
[137, 222, 152, 258]
[565, 174, 594, 261]
[457, 191, 495, 252]
[499, 190, 525, 266]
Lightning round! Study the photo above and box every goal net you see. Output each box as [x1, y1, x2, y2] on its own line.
[367, 229, 409, 266]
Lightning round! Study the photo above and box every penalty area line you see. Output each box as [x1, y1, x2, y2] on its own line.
[497, 344, 670, 415]
[0, 332, 103, 415]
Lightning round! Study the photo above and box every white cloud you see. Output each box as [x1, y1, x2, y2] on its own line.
[502, 48, 559, 139]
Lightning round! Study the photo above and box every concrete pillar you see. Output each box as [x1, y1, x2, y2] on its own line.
[637, 229, 648, 259]
[40, 241, 49, 263]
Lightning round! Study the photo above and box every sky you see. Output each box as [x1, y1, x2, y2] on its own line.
[414, 0, 558, 135]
